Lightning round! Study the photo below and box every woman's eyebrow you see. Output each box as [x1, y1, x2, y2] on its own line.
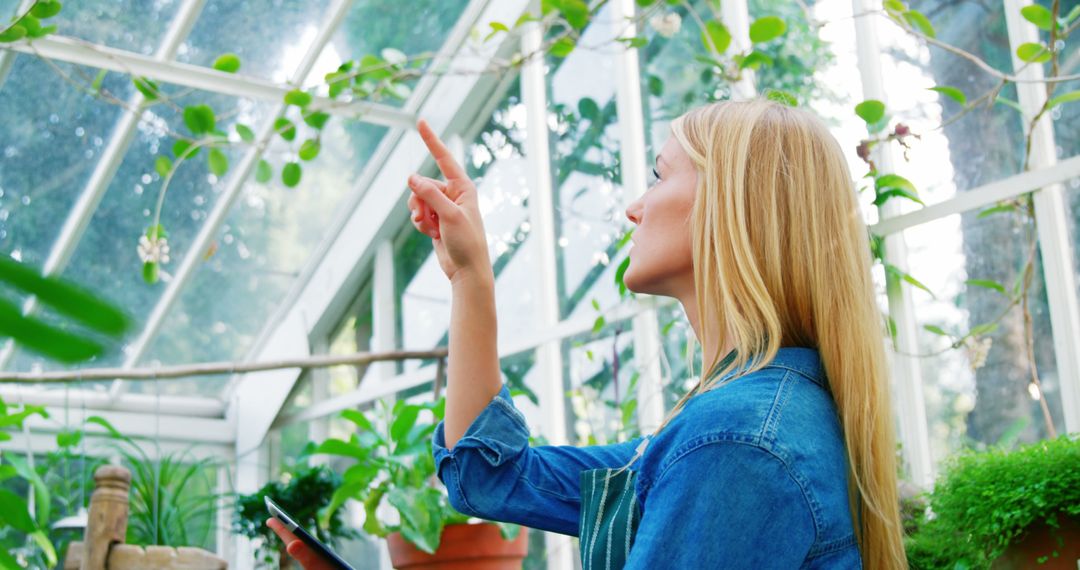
[656, 154, 666, 168]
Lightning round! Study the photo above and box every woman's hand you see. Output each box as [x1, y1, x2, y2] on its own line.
[266, 518, 336, 570]
[406, 119, 492, 285]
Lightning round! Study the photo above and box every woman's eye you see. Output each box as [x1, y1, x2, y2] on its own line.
[651, 167, 661, 183]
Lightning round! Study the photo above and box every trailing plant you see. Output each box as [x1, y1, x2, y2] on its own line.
[904, 435, 1080, 568]
[308, 397, 519, 554]
[232, 464, 359, 568]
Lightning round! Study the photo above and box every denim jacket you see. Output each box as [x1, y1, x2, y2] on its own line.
[431, 347, 862, 568]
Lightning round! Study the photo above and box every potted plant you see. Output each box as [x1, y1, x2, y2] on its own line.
[309, 396, 527, 569]
[905, 435, 1079, 569]
[233, 464, 360, 569]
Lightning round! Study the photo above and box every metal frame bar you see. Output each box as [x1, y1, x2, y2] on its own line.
[105, 0, 358, 404]
[0, 35, 414, 128]
[870, 154, 1080, 236]
[1003, 0, 1080, 433]
[612, 0, 667, 431]
[852, 2, 934, 489]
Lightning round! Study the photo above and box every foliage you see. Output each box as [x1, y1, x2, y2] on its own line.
[308, 397, 518, 554]
[905, 436, 1080, 568]
[232, 464, 359, 567]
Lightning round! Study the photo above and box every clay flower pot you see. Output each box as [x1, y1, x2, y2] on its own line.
[387, 523, 528, 570]
[992, 515, 1080, 570]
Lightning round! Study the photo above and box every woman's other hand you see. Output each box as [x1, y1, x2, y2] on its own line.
[266, 518, 337, 570]
[406, 119, 493, 285]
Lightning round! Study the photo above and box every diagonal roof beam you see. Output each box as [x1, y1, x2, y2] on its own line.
[104, 0, 358, 405]
[227, 0, 530, 454]
[0, 0, 209, 370]
[1, 34, 414, 129]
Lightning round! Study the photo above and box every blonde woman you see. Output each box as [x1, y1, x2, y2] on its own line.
[271, 99, 908, 569]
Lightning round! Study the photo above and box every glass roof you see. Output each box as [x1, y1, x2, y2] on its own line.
[0, 0, 478, 403]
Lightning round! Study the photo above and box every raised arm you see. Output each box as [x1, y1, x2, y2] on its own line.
[407, 119, 500, 449]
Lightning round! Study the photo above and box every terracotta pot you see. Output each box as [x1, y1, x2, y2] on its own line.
[387, 523, 529, 570]
[991, 515, 1080, 570]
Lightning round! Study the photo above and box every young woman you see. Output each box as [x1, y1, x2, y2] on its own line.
[270, 99, 908, 568]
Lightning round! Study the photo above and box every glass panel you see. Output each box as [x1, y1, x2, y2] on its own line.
[312, 0, 471, 101]
[8, 85, 273, 377]
[397, 82, 533, 365]
[44, 0, 183, 55]
[0, 58, 133, 269]
[547, 3, 628, 321]
[900, 210, 1065, 470]
[562, 322, 638, 446]
[326, 279, 375, 397]
[137, 119, 388, 397]
[177, 0, 333, 82]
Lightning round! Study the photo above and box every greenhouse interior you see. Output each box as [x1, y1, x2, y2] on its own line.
[1, 0, 1079, 568]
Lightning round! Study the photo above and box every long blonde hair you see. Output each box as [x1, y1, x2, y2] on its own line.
[648, 98, 906, 568]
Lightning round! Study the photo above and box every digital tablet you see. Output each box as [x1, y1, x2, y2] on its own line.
[265, 496, 356, 570]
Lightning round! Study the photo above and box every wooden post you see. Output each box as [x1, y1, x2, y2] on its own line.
[80, 464, 131, 570]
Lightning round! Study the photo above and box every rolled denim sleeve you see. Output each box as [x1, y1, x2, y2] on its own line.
[625, 441, 816, 568]
[432, 384, 643, 536]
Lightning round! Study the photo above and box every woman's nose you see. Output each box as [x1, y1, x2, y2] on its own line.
[625, 201, 641, 224]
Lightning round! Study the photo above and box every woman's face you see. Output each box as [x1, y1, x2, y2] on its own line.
[623, 135, 698, 298]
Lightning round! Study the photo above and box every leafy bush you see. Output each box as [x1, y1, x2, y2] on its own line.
[905, 436, 1080, 568]
[232, 464, 358, 567]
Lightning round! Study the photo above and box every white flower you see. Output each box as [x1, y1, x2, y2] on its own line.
[963, 336, 992, 371]
[137, 235, 170, 264]
[649, 12, 682, 38]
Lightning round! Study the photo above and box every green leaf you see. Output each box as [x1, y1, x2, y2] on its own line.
[341, 409, 379, 436]
[155, 155, 173, 178]
[883, 0, 906, 14]
[30, 530, 57, 567]
[31, 1, 62, 18]
[57, 429, 82, 448]
[256, 159, 273, 183]
[0, 24, 27, 42]
[966, 279, 1007, 295]
[274, 117, 296, 141]
[485, 21, 510, 41]
[212, 53, 241, 73]
[620, 36, 648, 48]
[208, 147, 228, 176]
[302, 110, 330, 129]
[298, 139, 321, 161]
[1016, 42, 1051, 63]
[234, 123, 255, 143]
[875, 173, 917, 194]
[0, 255, 129, 336]
[1047, 91, 1080, 109]
[173, 139, 200, 159]
[578, 97, 600, 121]
[873, 188, 924, 207]
[282, 162, 302, 187]
[1064, 5, 1080, 25]
[85, 415, 129, 442]
[560, 0, 590, 30]
[701, 20, 731, 54]
[902, 272, 935, 297]
[737, 51, 773, 70]
[647, 74, 664, 97]
[313, 438, 366, 460]
[855, 99, 886, 125]
[0, 489, 36, 532]
[592, 315, 606, 334]
[615, 255, 631, 296]
[284, 89, 313, 107]
[390, 405, 420, 444]
[132, 76, 160, 100]
[550, 37, 576, 58]
[995, 96, 1023, 113]
[749, 16, 786, 43]
[765, 89, 797, 107]
[969, 322, 998, 337]
[923, 324, 950, 336]
[1020, 4, 1054, 30]
[183, 104, 216, 135]
[142, 261, 159, 284]
[902, 9, 935, 37]
[928, 85, 967, 105]
[977, 203, 1017, 218]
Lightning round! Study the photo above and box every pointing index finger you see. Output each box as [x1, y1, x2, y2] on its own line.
[417, 119, 468, 182]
